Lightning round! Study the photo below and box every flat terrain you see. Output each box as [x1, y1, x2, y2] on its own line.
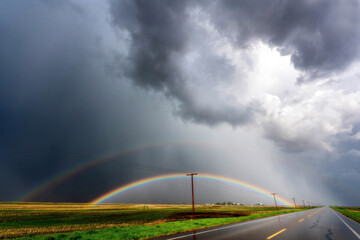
[0, 202, 305, 239]
[332, 206, 360, 223]
[154, 207, 360, 240]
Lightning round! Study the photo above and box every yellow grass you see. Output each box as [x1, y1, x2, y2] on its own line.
[0, 202, 295, 239]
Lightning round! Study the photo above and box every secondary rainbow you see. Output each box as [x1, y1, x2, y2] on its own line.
[89, 173, 294, 207]
[19, 140, 359, 203]
[19, 141, 215, 201]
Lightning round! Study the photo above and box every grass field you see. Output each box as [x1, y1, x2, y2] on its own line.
[0, 202, 311, 239]
[332, 206, 360, 223]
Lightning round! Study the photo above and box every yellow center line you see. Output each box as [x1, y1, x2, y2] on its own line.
[308, 215, 312, 217]
[266, 228, 286, 239]
[298, 218, 304, 222]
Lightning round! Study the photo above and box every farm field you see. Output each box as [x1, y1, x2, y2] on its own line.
[0, 202, 311, 239]
[332, 206, 360, 223]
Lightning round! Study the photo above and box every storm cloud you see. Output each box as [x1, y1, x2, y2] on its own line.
[0, 0, 163, 201]
[207, 0, 360, 81]
[109, 0, 360, 151]
[0, 0, 359, 205]
[110, 0, 253, 126]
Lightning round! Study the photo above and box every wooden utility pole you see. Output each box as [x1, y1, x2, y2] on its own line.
[186, 173, 198, 219]
[271, 193, 278, 211]
[302, 200, 305, 208]
[292, 198, 297, 208]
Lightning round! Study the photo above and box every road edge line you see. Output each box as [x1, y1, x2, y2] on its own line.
[331, 209, 360, 239]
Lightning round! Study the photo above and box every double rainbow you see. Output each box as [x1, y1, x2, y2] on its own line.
[89, 173, 294, 207]
[19, 141, 213, 201]
[19, 141, 360, 202]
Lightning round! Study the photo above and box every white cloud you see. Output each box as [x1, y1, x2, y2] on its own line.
[110, 1, 360, 155]
[254, 85, 360, 152]
[176, 25, 360, 153]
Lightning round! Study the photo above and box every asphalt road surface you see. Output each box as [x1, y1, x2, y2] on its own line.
[153, 207, 360, 240]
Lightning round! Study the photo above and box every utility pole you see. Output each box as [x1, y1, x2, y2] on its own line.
[186, 173, 198, 219]
[271, 193, 278, 211]
[308, 201, 310, 207]
[292, 198, 297, 208]
[302, 200, 305, 208]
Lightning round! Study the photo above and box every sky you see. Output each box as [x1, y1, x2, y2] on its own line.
[0, 0, 359, 206]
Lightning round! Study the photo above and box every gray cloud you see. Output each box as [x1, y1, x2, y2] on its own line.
[0, 0, 242, 202]
[110, 0, 253, 127]
[110, 0, 189, 90]
[1, 0, 359, 206]
[207, 0, 360, 81]
[0, 0, 114, 200]
[0, 0, 183, 201]
[110, 0, 360, 131]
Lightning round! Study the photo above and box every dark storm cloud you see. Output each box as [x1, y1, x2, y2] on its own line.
[1, 0, 359, 205]
[110, 0, 360, 127]
[110, 0, 188, 90]
[0, 0, 217, 202]
[110, 0, 252, 126]
[0, 1, 109, 200]
[0, 0, 158, 201]
[207, 0, 360, 82]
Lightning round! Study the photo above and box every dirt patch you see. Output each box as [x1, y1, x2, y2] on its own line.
[167, 211, 250, 221]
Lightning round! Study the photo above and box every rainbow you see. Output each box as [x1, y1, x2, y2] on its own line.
[18, 141, 216, 201]
[89, 173, 294, 207]
[18, 140, 360, 203]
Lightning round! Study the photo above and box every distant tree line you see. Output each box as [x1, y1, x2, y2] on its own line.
[215, 202, 244, 205]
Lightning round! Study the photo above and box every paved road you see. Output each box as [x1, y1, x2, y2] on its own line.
[153, 207, 360, 240]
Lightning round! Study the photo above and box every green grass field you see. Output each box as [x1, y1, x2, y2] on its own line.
[0, 202, 311, 240]
[332, 206, 360, 223]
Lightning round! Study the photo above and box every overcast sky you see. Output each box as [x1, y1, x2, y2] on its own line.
[0, 0, 359, 206]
